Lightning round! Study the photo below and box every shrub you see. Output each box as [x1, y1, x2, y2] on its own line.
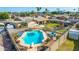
[21, 22, 27, 26]
[0, 12, 9, 20]
[45, 38, 51, 44]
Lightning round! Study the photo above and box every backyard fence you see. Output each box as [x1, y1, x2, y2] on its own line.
[48, 23, 77, 51]
[48, 31, 68, 51]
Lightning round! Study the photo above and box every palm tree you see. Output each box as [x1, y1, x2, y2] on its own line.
[73, 8, 77, 17]
[36, 7, 41, 12]
[45, 8, 49, 15]
[78, 8, 79, 12]
[30, 10, 35, 20]
[63, 9, 66, 14]
[67, 11, 70, 16]
[77, 8, 79, 15]
[56, 8, 60, 14]
[73, 8, 76, 12]
[36, 7, 41, 16]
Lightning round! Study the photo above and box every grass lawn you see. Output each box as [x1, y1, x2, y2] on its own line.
[46, 23, 60, 28]
[56, 29, 67, 33]
[56, 39, 79, 51]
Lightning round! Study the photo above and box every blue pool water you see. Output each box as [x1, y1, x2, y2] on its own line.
[23, 30, 44, 45]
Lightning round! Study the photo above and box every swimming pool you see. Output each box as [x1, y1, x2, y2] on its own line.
[18, 30, 47, 47]
[24, 30, 44, 45]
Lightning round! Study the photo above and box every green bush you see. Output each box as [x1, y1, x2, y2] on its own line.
[0, 12, 9, 20]
[21, 22, 27, 26]
[45, 38, 51, 44]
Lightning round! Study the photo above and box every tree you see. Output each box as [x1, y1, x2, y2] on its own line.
[30, 10, 35, 16]
[30, 10, 35, 20]
[19, 12, 26, 17]
[44, 8, 49, 15]
[12, 12, 19, 16]
[36, 7, 41, 15]
[78, 8, 79, 13]
[56, 8, 60, 13]
[73, 8, 76, 12]
[11, 15, 15, 19]
[45, 8, 48, 12]
[66, 11, 70, 15]
[51, 11, 59, 14]
[36, 7, 41, 12]
[24, 12, 30, 16]
[0, 12, 10, 20]
[42, 11, 46, 14]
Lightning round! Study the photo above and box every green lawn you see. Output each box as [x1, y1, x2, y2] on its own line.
[43, 23, 60, 31]
[46, 23, 60, 28]
[57, 39, 79, 51]
[56, 29, 67, 33]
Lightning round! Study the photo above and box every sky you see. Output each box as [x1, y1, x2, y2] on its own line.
[0, 7, 78, 12]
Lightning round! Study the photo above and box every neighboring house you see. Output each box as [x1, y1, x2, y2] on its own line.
[69, 19, 79, 23]
[18, 16, 49, 25]
[17, 17, 33, 23]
